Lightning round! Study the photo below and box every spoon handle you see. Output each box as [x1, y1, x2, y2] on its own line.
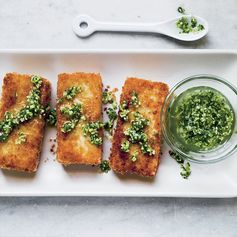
[73, 15, 160, 38]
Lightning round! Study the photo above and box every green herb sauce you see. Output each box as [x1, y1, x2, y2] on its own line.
[0, 75, 44, 142]
[102, 89, 118, 134]
[124, 111, 153, 156]
[130, 91, 140, 108]
[102, 90, 114, 104]
[60, 103, 83, 133]
[57, 86, 81, 104]
[176, 17, 205, 34]
[46, 107, 57, 126]
[119, 91, 155, 158]
[130, 151, 138, 162]
[119, 100, 129, 121]
[176, 7, 205, 34]
[99, 160, 111, 173]
[59, 86, 103, 146]
[83, 121, 104, 146]
[169, 150, 191, 179]
[15, 132, 27, 145]
[169, 86, 235, 152]
[121, 140, 130, 152]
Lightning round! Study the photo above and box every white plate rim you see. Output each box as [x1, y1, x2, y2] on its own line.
[0, 48, 237, 55]
[0, 49, 237, 198]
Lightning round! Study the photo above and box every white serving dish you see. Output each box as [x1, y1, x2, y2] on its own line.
[0, 49, 236, 197]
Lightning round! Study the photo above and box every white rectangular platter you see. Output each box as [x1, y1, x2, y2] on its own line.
[0, 49, 237, 197]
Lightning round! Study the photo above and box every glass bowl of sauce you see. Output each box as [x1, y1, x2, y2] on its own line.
[161, 74, 237, 163]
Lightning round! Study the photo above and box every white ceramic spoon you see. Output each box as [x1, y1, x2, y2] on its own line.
[72, 14, 208, 42]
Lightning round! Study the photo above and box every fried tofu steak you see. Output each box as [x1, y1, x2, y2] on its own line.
[0, 73, 51, 172]
[109, 77, 169, 177]
[57, 72, 103, 165]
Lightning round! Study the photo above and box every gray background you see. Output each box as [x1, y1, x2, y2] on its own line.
[0, 0, 237, 236]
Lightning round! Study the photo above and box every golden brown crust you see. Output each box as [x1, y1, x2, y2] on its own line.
[109, 77, 169, 177]
[57, 72, 103, 165]
[0, 73, 51, 172]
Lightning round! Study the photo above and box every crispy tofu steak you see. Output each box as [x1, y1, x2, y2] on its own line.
[57, 72, 103, 165]
[0, 73, 51, 172]
[109, 77, 169, 177]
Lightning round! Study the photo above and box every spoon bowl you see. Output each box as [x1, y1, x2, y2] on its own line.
[160, 15, 208, 41]
[72, 14, 208, 42]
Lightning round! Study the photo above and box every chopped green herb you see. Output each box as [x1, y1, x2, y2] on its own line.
[197, 24, 205, 31]
[103, 121, 112, 131]
[60, 103, 82, 120]
[61, 120, 77, 133]
[176, 16, 205, 34]
[170, 87, 235, 151]
[123, 112, 155, 156]
[15, 132, 27, 144]
[119, 91, 140, 122]
[107, 107, 117, 121]
[177, 6, 205, 33]
[46, 107, 57, 126]
[176, 17, 190, 33]
[80, 115, 87, 121]
[0, 75, 44, 142]
[180, 162, 191, 179]
[177, 6, 185, 14]
[102, 89, 118, 134]
[130, 91, 140, 108]
[119, 100, 129, 121]
[60, 103, 84, 133]
[141, 143, 155, 156]
[57, 86, 81, 104]
[191, 17, 197, 28]
[63, 86, 81, 100]
[131, 112, 149, 131]
[0, 112, 18, 142]
[169, 150, 184, 164]
[104, 107, 118, 133]
[83, 121, 103, 145]
[102, 90, 114, 104]
[18, 92, 42, 122]
[130, 151, 138, 162]
[121, 140, 130, 152]
[99, 160, 111, 173]
[169, 150, 191, 179]
[31, 75, 42, 89]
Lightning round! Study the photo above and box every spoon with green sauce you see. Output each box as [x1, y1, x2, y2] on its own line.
[72, 14, 208, 42]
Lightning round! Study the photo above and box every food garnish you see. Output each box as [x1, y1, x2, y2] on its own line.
[169, 150, 191, 179]
[177, 6, 185, 14]
[176, 17, 205, 34]
[119, 100, 129, 121]
[121, 140, 130, 152]
[15, 132, 27, 145]
[130, 151, 138, 162]
[83, 121, 104, 145]
[57, 86, 81, 104]
[46, 107, 57, 126]
[0, 75, 45, 142]
[102, 88, 118, 134]
[99, 160, 111, 173]
[130, 91, 140, 107]
[120, 91, 155, 159]
[60, 102, 83, 134]
[169, 87, 235, 151]
[176, 7, 205, 34]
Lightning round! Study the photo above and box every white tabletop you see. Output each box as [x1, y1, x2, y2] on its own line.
[0, 0, 237, 236]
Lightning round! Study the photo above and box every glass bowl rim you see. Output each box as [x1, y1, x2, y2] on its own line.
[161, 74, 237, 164]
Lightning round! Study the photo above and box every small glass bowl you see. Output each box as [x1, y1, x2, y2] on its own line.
[161, 74, 237, 164]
